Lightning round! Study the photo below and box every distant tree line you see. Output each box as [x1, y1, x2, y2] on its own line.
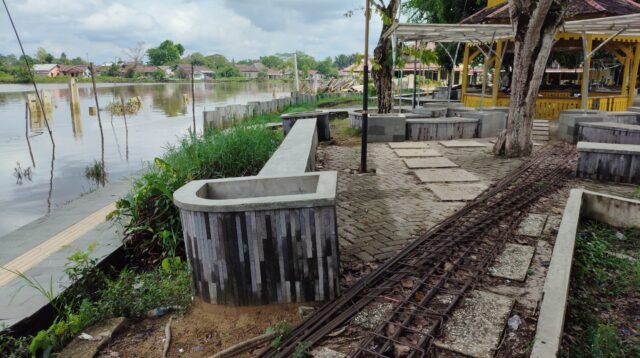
[0, 38, 361, 82]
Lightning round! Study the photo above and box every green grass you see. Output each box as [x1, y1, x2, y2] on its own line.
[561, 221, 640, 358]
[84, 160, 106, 184]
[112, 125, 282, 265]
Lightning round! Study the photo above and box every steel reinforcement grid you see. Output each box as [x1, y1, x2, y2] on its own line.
[260, 143, 575, 358]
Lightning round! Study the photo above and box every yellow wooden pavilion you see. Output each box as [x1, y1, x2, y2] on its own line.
[387, 0, 640, 119]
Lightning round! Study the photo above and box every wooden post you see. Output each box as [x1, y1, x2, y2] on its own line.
[581, 33, 592, 112]
[621, 56, 631, 96]
[461, 45, 470, 103]
[191, 64, 196, 137]
[492, 40, 504, 107]
[627, 43, 640, 106]
[25, 102, 35, 167]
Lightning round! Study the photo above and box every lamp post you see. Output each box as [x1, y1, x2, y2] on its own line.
[360, 0, 370, 173]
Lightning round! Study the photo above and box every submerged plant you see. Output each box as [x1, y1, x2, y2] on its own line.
[84, 160, 107, 186]
[13, 162, 32, 184]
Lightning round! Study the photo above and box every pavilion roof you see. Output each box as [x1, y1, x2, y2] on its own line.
[462, 0, 640, 24]
[387, 13, 640, 43]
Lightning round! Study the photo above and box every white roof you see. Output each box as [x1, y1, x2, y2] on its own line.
[33, 64, 58, 72]
[388, 13, 640, 43]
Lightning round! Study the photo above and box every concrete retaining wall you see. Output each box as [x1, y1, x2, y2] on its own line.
[203, 92, 316, 130]
[577, 122, 640, 144]
[260, 119, 319, 176]
[576, 142, 640, 184]
[406, 118, 479, 141]
[531, 190, 640, 357]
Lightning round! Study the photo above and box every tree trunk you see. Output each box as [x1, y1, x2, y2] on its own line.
[372, 0, 400, 114]
[494, 0, 566, 157]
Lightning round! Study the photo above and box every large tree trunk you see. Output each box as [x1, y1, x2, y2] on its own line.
[372, 0, 400, 114]
[494, 0, 566, 157]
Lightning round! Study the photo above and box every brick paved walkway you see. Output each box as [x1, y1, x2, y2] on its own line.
[318, 138, 525, 262]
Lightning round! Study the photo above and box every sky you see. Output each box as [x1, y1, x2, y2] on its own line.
[0, 0, 384, 64]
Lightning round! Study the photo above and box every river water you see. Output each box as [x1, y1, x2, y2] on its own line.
[0, 82, 293, 237]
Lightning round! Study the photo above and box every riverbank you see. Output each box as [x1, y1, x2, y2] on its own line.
[0, 75, 290, 84]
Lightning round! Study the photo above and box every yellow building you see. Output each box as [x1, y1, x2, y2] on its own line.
[460, 0, 640, 119]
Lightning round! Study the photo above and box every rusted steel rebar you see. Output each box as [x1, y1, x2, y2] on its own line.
[260, 143, 575, 358]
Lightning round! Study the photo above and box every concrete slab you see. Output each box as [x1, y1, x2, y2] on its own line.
[403, 157, 458, 169]
[489, 244, 536, 281]
[388, 142, 429, 149]
[59, 317, 127, 358]
[438, 140, 486, 148]
[394, 148, 442, 158]
[435, 290, 515, 358]
[517, 213, 547, 237]
[426, 183, 488, 201]
[414, 169, 480, 183]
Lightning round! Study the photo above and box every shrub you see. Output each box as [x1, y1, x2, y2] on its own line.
[112, 126, 282, 265]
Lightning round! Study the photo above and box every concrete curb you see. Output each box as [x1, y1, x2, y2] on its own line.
[531, 189, 640, 357]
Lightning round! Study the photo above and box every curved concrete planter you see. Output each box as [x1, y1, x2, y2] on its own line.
[281, 111, 331, 141]
[605, 111, 639, 124]
[576, 142, 640, 184]
[406, 117, 479, 141]
[348, 111, 407, 142]
[558, 110, 606, 143]
[410, 107, 447, 118]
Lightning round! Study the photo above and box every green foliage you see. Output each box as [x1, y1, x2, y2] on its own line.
[260, 55, 286, 69]
[96, 263, 191, 318]
[293, 342, 312, 358]
[147, 40, 185, 66]
[266, 321, 291, 349]
[112, 126, 282, 264]
[402, 0, 484, 69]
[561, 221, 640, 357]
[85, 160, 106, 185]
[0, 334, 30, 358]
[334, 53, 358, 69]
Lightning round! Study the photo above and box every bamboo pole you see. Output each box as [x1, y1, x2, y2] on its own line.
[191, 64, 196, 138]
[25, 102, 35, 167]
[89, 63, 105, 169]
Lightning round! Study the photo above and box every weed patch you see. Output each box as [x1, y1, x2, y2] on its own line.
[561, 220, 640, 357]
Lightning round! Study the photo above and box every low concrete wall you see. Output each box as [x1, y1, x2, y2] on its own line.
[281, 111, 331, 141]
[531, 190, 640, 358]
[406, 117, 479, 141]
[348, 111, 407, 142]
[606, 111, 639, 124]
[260, 118, 319, 177]
[576, 142, 640, 184]
[558, 110, 605, 143]
[577, 122, 640, 144]
[410, 107, 447, 118]
[203, 92, 316, 130]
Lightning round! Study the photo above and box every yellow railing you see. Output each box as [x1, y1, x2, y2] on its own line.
[463, 94, 629, 119]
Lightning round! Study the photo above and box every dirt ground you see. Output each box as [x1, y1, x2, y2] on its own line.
[102, 300, 304, 357]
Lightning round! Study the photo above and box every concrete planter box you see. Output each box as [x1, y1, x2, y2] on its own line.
[282, 111, 331, 141]
[348, 111, 407, 142]
[174, 172, 339, 305]
[460, 110, 507, 138]
[432, 87, 450, 100]
[576, 142, 640, 184]
[605, 111, 639, 124]
[447, 106, 477, 118]
[406, 117, 479, 141]
[558, 110, 606, 143]
[577, 122, 640, 144]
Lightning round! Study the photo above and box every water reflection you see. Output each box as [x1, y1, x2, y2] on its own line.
[0, 81, 293, 237]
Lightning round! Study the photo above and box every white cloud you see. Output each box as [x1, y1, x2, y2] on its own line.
[0, 0, 382, 63]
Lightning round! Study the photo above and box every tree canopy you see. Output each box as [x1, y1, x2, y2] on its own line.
[147, 40, 185, 66]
